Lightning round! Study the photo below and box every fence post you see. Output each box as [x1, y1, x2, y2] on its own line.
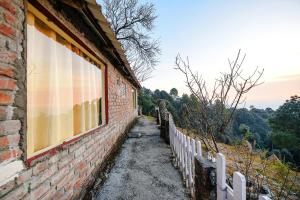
[164, 113, 170, 144]
[184, 135, 188, 180]
[259, 195, 271, 200]
[196, 141, 202, 159]
[191, 139, 195, 179]
[174, 131, 178, 164]
[217, 153, 226, 200]
[194, 156, 217, 200]
[233, 172, 246, 200]
[186, 137, 191, 187]
[177, 131, 182, 170]
[155, 106, 160, 125]
[180, 133, 184, 172]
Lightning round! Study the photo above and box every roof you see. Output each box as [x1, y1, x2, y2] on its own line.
[58, 0, 141, 88]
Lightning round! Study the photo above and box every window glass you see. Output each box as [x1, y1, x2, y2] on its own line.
[27, 14, 103, 156]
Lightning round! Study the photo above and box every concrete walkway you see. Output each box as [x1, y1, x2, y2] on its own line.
[94, 116, 189, 200]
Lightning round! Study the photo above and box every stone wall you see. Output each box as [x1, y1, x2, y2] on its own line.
[158, 100, 170, 144]
[0, 0, 138, 199]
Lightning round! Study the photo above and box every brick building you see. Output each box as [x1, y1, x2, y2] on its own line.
[0, 0, 140, 199]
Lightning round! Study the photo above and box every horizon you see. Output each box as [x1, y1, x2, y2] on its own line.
[138, 0, 300, 109]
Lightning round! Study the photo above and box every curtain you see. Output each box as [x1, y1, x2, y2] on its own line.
[27, 20, 103, 156]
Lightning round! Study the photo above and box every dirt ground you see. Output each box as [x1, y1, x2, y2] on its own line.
[94, 116, 190, 200]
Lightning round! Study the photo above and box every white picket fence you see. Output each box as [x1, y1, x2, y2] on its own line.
[168, 114, 271, 200]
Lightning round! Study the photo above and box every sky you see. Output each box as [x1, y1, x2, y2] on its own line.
[139, 0, 300, 109]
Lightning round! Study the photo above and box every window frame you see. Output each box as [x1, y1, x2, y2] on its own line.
[25, 3, 109, 163]
[132, 88, 137, 109]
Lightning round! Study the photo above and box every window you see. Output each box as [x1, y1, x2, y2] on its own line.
[132, 88, 137, 109]
[119, 81, 127, 97]
[26, 8, 105, 157]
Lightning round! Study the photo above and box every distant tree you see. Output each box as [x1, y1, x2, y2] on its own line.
[170, 88, 178, 96]
[102, 0, 160, 82]
[228, 108, 271, 147]
[239, 124, 253, 141]
[269, 95, 300, 137]
[138, 87, 155, 115]
[269, 95, 300, 166]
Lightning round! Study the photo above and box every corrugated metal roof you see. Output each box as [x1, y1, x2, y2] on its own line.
[84, 0, 141, 88]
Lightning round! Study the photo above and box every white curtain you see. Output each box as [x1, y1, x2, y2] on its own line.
[27, 22, 102, 156]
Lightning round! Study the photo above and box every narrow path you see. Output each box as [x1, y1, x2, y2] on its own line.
[94, 116, 189, 200]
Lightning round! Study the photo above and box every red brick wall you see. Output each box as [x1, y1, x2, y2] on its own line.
[0, 0, 138, 199]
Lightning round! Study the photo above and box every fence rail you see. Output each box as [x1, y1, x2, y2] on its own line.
[167, 114, 271, 200]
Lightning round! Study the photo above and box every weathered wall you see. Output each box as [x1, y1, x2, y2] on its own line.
[0, 0, 138, 199]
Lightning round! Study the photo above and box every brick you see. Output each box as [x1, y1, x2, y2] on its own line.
[0, 134, 8, 148]
[0, 51, 17, 64]
[61, 190, 73, 200]
[30, 165, 57, 189]
[0, 120, 21, 135]
[1, 183, 28, 200]
[29, 181, 51, 200]
[12, 0, 23, 8]
[0, 106, 13, 120]
[0, 23, 15, 38]
[0, 90, 14, 105]
[40, 187, 56, 200]
[0, 0, 16, 15]
[4, 11, 16, 26]
[53, 188, 65, 199]
[0, 148, 21, 162]
[0, 134, 19, 149]
[0, 76, 17, 90]
[74, 145, 85, 157]
[33, 160, 49, 176]
[0, 64, 14, 78]
[58, 154, 73, 169]
[50, 166, 68, 186]
[73, 178, 83, 190]
[56, 171, 72, 191]
[16, 169, 32, 185]
[74, 160, 86, 172]
[0, 179, 15, 197]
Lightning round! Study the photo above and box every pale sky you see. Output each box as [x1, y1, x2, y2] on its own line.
[140, 0, 300, 109]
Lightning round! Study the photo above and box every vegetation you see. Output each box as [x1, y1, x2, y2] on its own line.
[138, 88, 299, 169]
[174, 50, 264, 152]
[102, 0, 160, 82]
[268, 95, 300, 167]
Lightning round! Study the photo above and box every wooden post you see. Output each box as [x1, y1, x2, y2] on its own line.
[233, 172, 246, 200]
[217, 153, 226, 200]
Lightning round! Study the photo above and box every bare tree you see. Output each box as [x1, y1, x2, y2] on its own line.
[102, 0, 160, 82]
[175, 49, 264, 153]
